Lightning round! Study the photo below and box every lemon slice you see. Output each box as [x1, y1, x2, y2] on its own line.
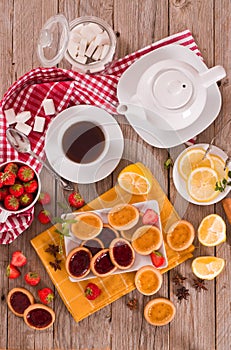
[192, 256, 225, 280]
[178, 148, 214, 180]
[210, 154, 228, 181]
[198, 214, 226, 246]
[187, 167, 219, 202]
[118, 171, 151, 195]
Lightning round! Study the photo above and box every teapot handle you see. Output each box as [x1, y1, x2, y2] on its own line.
[200, 65, 226, 88]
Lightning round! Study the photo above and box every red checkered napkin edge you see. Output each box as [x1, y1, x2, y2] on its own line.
[0, 29, 200, 244]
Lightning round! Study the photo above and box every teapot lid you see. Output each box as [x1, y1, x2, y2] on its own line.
[153, 70, 193, 109]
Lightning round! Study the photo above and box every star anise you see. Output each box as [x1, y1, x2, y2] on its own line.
[127, 298, 138, 310]
[45, 244, 60, 258]
[49, 258, 62, 271]
[176, 286, 190, 302]
[172, 272, 187, 286]
[192, 278, 208, 292]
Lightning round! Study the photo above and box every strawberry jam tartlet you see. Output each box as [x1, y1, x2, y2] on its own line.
[66, 247, 92, 279]
[91, 248, 117, 277]
[109, 238, 135, 270]
[7, 287, 34, 317]
[24, 303, 55, 330]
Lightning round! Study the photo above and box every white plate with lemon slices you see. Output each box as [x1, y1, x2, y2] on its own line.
[173, 143, 231, 205]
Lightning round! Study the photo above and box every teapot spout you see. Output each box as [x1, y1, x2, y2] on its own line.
[116, 102, 147, 120]
[200, 65, 226, 88]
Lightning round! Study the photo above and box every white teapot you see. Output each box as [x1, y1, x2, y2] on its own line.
[117, 59, 226, 131]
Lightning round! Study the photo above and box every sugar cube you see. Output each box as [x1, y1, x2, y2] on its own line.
[70, 31, 82, 44]
[88, 23, 103, 36]
[33, 116, 45, 133]
[75, 55, 88, 64]
[15, 122, 32, 136]
[100, 44, 110, 59]
[80, 24, 96, 43]
[85, 41, 97, 58]
[92, 45, 103, 60]
[94, 31, 110, 46]
[67, 41, 79, 59]
[42, 99, 55, 115]
[78, 38, 88, 57]
[5, 108, 16, 125]
[15, 111, 31, 123]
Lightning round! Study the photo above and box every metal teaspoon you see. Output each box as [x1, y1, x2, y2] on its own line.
[6, 127, 74, 191]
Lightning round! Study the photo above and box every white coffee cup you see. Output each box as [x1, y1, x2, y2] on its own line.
[0, 160, 41, 223]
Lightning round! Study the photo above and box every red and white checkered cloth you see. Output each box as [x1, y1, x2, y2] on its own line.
[0, 29, 199, 244]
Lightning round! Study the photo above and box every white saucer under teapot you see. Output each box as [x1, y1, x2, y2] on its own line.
[117, 58, 226, 131]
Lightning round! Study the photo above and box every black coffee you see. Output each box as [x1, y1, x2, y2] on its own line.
[62, 121, 106, 164]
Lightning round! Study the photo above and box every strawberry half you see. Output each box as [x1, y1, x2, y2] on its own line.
[142, 209, 159, 226]
[68, 192, 85, 208]
[4, 194, 19, 211]
[24, 271, 41, 286]
[17, 165, 34, 182]
[19, 193, 34, 207]
[38, 288, 54, 304]
[0, 171, 16, 186]
[84, 282, 101, 300]
[38, 210, 51, 224]
[6, 264, 21, 279]
[38, 192, 51, 205]
[9, 183, 24, 197]
[11, 250, 27, 267]
[23, 179, 38, 193]
[150, 251, 165, 268]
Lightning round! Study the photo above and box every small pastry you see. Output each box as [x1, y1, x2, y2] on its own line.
[166, 220, 195, 251]
[65, 247, 92, 279]
[132, 225, 163, 255]
[120, 214, 143, 241]
[97, 224, 119, 247]
[144, 298, 176, 326]
[7, 287, 34, 317]
[81, 237, 104, 256]
[109, 238, 135, 270]
[71, 212, 103, 240]
[23, 303, 55, 330]
[107, 204, 139, 231]
[135, 265, 163, 296]
[91, 248, 117, 277]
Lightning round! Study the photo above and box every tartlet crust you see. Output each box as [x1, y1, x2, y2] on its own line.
[166, 220, 195, 251]
[109, 237, 135, 270]
[144, 297, 176, 326]
[135, 265, 163, 296]
[65, 246, 92, 279]
[107, 204, 139, 231]
[132, 225, 163, 255]
[91, 248, 117, 277]
[23, 303, 55, 330]
[7, 287, 34, 317]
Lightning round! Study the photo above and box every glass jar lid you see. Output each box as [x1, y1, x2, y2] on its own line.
[37, 14, 69, 67]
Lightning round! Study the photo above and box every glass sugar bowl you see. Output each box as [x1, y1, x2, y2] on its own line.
[37, 14, 117, 74]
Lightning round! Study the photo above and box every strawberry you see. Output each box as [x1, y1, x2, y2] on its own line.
[17, 165, 34, 182]
[23, 179, 38, 193]
[142, 209, 159, 226]
[11, 250, 27, 267]
[84, 282, 101, 300]
[4, 194, 19, 211]
[68, 192, 85, 208]
[19, 193, 34, 207]
[6, 264, 21, 279]
[150, 251, 165, 268]
[38, 288, 54, 304]
[24, 271, 41, 286]
[0, 187, 9, 201]
[0, 171, 16, 186]
[38, 209, 51, 224]
[4, 162, 18, 175]
[38, 192, 51, 205]
[9, 183, 24, 197]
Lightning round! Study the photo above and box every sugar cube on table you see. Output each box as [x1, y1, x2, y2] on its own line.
[15, 122, 32, 136]
[4, 108, 16, 125]
[42, 99, 55, 115]
[33, 116, 45, 133]
[15, 111, 31, 123]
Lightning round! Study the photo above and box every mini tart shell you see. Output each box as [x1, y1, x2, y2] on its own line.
[166, 220, 195, 251]
[91, 248, 117, 277]
[135, 265, 163, 296]
[132, 225, 163, 255]
[71, 212, 103, 240]
[65, 247, 92, 279]
[7, 287, 34, 317]
[107, 204, 139, 231]
[23, 303, 55, 330]
[144, 298, 176, 326]
[120, 213, 143, 241]
[109, 237, 135, 270]
[81, 237, 104, 255]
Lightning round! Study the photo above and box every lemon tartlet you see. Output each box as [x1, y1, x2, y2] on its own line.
[144, 298, 176, 326]
[71, 212, 103, 240]
[132, 225, 163, 255]
[107, 204, 139, 231]
[135, 265, 163, 296]
[166, 220, 195, 251]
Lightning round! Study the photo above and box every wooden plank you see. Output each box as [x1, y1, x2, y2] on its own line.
[214, 1, 231, 349]
[169, 1, 216, 350]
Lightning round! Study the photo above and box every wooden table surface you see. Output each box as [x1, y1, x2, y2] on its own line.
[0, 1, 231, 349]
